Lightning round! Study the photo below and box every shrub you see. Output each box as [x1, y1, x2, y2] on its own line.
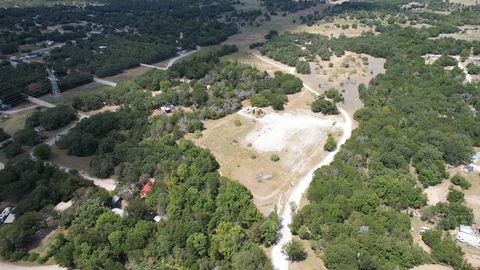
[234, 119, 242, 127]
[0, 128, 10, 142]
[466, 63, 480, 75]
[324, 134, 337, 152]
[435, 55, 457, 66]
[13, 129, 41, 146]
[282, 239, 307, 262]
[450, 175, 471, 190]
[311, 98, 339, 115]
[33, 144, 51, 160]
[447, 189, 465, 203]
[3, 142, 24, 158]
[323, 88, 344, 103]
[295, 61, 311, 74]
[270, 153, 280, 162]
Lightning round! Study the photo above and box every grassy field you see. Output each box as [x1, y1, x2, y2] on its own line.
[0, 107, 36, 135]
[41, 82, 110, 105]
[233, 0, 264, 11]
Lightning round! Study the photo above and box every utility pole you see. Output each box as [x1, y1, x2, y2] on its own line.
[46, 68, 61, 97]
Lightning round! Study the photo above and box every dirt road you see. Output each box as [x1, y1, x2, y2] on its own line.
[0, 262, 65, 270]
[249, 51, 354, 270]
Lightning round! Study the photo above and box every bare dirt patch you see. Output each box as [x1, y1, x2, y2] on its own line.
[289, 237, 327, 270]
[294, 18, 375, 38]
[187, 102, 339, 214]
[411, 265, 453, 270]
[449, 0, 479, 6]
[423, 180, 451, 206]
[437, 25, 480, 41]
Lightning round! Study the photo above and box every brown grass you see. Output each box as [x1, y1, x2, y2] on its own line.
[0, 107, 36, 134]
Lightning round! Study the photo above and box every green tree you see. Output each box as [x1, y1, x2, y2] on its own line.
[3, 142, 24, 159]
[311, 98, 339, 115]
[295, 61, 311, 74]
[447, 189, 465, 203]
[324, 134, 337, 152]
[282, 239, 307, 262]
[33, 144, 51, 160]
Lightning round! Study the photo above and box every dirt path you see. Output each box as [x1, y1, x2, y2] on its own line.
[0, 262, 65, 270]
[250, 52, 354, 270]
[271, 105, 352, 270]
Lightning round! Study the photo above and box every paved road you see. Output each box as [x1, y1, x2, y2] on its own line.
[93, 77, 117, 87]
[140, 46, 200, 70]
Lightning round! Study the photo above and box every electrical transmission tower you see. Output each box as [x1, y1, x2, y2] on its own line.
[46, 68, 61, 97]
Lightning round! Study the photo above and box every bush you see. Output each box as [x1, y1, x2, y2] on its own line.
[466, 63, 480, 75]
[435, 55, 457, 66]
[295, 61, 311, 74]
[13, 128, 41, 146]
[234, 119, 242, 127]
[311, 98, 339, 115]
[282, 239, 307, 262]
[447, 189, 465, 203]
[3, 142, 24, 158]
[0, 128, 10, 142]
[324, 134, 337, 152]
[270, 153, 280, 162]
[323, 88, 344, 103]
[450, 175, 471, 190]
[26, 105, 77, 130]
[33, 144, 51, 160]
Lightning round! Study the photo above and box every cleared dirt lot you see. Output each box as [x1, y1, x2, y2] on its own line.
[188, 102, 341, 214]
[437, 25, 480, 41]
[449, 0, 479, 5]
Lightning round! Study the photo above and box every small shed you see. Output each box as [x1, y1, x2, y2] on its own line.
[34, 126, 45, 134]
[3, 213, 15, 224]
[112, 208, 125, 217]
[161, 104, 174, 113]
[54, 200, 73, 213]
[358, 225, 369, 234]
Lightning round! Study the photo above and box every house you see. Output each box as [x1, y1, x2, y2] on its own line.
[140, 178, 155, 198]
[161, 104, 174, 113]
[457, 225, 480, 248]
[54, 200, 73, 213]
